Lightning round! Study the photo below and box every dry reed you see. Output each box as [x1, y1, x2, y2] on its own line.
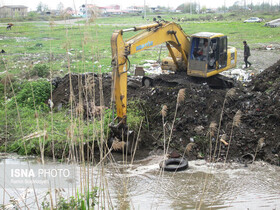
[233, 110, 242, 127]
[177, 88, 186, 104]
[166, 89, 186, 154]
[253, 137, 265, 162]
[161, 105, 168, 117]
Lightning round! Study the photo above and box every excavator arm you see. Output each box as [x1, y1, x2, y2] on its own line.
[111, 21, 191, 127]
[109, 21, 237, 153]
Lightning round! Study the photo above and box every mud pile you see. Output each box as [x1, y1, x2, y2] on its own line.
[52, 73, 111, 109]
[51, 73, 143, 118]
[143, 60, 280, 165]
[52, 60, 280, 165]
[230, 59, 280, 164]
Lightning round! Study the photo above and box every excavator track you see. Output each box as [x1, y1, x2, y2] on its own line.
[142, 74, 235, 89]
[205, 74, 235, 89]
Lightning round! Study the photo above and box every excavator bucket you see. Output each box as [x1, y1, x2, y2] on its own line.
[108, 122, 135, 155]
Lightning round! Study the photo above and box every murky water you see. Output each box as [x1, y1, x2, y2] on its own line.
[0, 153, 279, 209]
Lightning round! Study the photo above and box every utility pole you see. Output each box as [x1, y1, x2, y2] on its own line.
[85, 0, 88, 22]
[144, 0, 146, 19]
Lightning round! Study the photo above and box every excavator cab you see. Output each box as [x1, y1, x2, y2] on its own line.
[188, 32, 236, 78]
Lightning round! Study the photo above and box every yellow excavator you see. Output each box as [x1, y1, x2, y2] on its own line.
[110, 21, 237, 152]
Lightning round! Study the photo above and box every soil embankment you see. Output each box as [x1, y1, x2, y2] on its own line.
[52, 60, 280, 165]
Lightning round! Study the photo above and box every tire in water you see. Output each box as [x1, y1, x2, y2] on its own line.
[160, 158, 188, 172]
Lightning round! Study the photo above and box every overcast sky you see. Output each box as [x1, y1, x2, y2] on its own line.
[1, 0, 279, 11]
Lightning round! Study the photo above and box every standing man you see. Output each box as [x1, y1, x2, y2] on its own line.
[243, 41, 252, 68]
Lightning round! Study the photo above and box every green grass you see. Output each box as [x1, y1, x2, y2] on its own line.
[1, 12, 279, 76]
[0, 104, 111, 156]
[179, 21, 280, 48]
[0, 12, 279, 209]
[0, 12, 280, 157]
[1, 22, 115, 75]
[0, 74, 145, 157]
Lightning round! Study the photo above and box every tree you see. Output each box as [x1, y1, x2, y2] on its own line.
[201, 6, 207, 13]
[57, 2, 64, 11]
[28, 11, 38, 18]
[36, 2, 49, 13]
[42, 4, 49, 12]
[37, 2, 43, 12]
[176, 2, 199, 13]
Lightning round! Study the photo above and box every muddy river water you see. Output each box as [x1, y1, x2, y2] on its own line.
[0, 153, 279, 209]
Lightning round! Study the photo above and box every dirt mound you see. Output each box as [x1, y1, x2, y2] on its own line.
[51, 73, 143, 117]
[51, 73, 113, 117]
[210, 60, 279, 164]
[220, 60, 280, 164]
[141, 61, 280, 165]
[251, 59, 280, 92]
[51, 61, 280, 165]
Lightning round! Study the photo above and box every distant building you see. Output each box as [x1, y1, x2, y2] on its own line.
[64, 7, 74, 15]
[78, 4, 100, 17]
[99, 4, 120, 11]
[77, 4, 122, 17]
[0, 5, 28, 18]
[126, 5, 144, 13]
[205, 8, 216, 13]
[44, 10, 61, 16]
[99, 5, 122, 15]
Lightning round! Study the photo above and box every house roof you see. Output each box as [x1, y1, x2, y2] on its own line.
[1, 5, 28, 9]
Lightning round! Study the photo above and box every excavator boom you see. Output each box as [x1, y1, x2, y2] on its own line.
[109, 21, 237, 153]
[111, 21, 191, 122]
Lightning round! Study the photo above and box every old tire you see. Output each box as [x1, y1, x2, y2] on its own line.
[160, 158, 188, 172]
[241, 153, 255, 164]
[142, 76, 153, 87]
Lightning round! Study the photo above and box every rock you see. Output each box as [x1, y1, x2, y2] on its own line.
[0, 153, 8, 157]
[128, 81, 140, 89]
[169, 150, 180, 158]
[186, 143, 197, 158]
[57, 103, 62, 111]
[194, 125, 204, 134]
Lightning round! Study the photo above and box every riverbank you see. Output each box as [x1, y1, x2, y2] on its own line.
[41, 59, 280, 165]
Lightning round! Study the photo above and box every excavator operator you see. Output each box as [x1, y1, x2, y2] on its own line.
[197, 39, 212, 61]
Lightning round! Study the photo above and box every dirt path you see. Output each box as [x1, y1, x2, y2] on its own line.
[0, 18, 85, 27]
[236, 47, 280, 72]
[52, 18, 85, 25]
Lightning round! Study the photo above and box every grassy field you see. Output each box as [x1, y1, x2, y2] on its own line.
[0, 12, 279, 75]
[0, 12, 279, 156]
[0, 12, 280, 209]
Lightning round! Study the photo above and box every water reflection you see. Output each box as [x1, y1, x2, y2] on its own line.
[107, 156, 280, 209]
[0, 154, 280, 209]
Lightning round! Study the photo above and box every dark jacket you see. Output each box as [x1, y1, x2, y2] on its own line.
[244, 44, 251, 57]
